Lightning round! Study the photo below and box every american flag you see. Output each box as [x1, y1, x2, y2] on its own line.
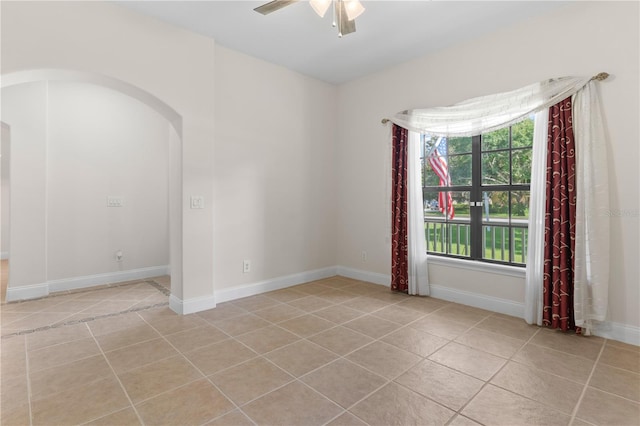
[427, 137, 455, 220]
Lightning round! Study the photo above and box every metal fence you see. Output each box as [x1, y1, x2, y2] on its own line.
[425, 219, 528, 264]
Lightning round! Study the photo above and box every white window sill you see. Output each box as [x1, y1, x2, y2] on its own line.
[427, 255, 526, 279]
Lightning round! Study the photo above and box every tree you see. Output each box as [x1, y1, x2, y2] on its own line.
[422, 118, 533, 218]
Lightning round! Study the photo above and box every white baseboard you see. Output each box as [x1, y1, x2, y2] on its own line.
[215, 266, 338, 304]
[591, 320, 640, 347]
[429, 284, 525, 319]
[5, 265, 169, 302]
[335, 267, 640, 346]
[47, 265, 170, 293]
[1, 251, 8, 260]
[428, 283, 639, 346]
[169, 293, 217, 315]
[336, 265, 390, 287]
[5, 282, 49, 302]
[335, 266, 524, 317]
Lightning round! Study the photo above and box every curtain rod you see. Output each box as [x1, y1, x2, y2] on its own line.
[380, 72, 610, 125]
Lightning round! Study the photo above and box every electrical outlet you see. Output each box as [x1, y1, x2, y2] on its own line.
[243, 259, 251, 273]
[115, 250, 123, 262]
[107, 196, 123, 207]
[361, 250, 367, 262]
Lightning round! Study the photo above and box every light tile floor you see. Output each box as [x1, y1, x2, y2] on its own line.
[1, 276, 639, 425]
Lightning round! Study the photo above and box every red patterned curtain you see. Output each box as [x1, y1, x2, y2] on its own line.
[542, 97, 577, 331]
[391, 124, 409, 293]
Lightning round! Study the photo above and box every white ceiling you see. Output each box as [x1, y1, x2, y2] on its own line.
[118, 1, 567, 84]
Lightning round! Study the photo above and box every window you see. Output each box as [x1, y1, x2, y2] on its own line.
[421, 117, 533, 266]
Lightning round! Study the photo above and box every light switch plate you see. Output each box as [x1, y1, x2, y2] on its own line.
[190, 196, 205, 209]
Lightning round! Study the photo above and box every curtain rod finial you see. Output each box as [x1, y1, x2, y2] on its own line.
[592, 72, 609, 81]
[381, 118, 390, 125]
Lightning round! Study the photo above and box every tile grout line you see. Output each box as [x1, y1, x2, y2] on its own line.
[24, 336, 34, 426]
[449, 325, 543, 423]
[249, 282, 390, 426]
[396, 312, 516, 426]
[281, 305, 460, 425]
[222, 292, 460, 419]
[136, 311, 256, 425]
[201, 289, 408, 425]
[1, 279, 169, 338]
[83, 321, 146, 425]
[1, 301, 170, 339]
[329, 337, 453, 426]
[568, 339, 607, 425]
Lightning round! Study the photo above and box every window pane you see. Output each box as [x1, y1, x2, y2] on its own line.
[423, 191, 470, 220]
[448, 154, 472, 186]
[422, 137, 451, 187]
[425, 222, 471, 257]
[482, 151, 510, 185]
[424, 191, 470, 257]
[482, 127, 509, 151]
[512, 149, 532, 185]
[482, 191, 509, 224]
[447, 223, 471, 257]
[448, 137, 472, 154]
[450, 191, 471, 220]
[512, 117, 534, 148]
[422, 162, 442, 187]
[511, 227, 528, 264]
[425, 221, 446, 254]
[511, 191, 530, 222]
[424, 191, 444, 220]
[483, 225, 511, 262]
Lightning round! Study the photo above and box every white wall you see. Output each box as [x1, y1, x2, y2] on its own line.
[46, 82, 169, 279]
[336, 2, 639, 333]
[1, 122, 10, 259]
[1, 82, 48, 289]
[213, 47, 338, 291]
[2, 81, 170, 284]
[1, 1, 215, 307]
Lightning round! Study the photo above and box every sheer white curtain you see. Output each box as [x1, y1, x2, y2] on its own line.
[573, 82, 610, 335]
[407, 131, 429, 295]
[524, 109, 549, 325]
[388, 75, 609, 328]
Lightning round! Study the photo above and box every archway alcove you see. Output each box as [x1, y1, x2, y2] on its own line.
[1, 69, 184, 308]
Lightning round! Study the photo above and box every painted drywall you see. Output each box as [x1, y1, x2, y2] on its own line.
[1, 122, 10, 259]
[1, 81, 170, 282]
[336, 1, 640, 329]
[1, 1, 215, 304]
[1, 82, 48, 289]
[46, 82, 169, 279]
[213, 46, 338, 290]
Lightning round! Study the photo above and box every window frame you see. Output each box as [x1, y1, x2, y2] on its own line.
[421, 123, 532, 267]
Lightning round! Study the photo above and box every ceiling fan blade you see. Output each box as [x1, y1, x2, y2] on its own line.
[253, 0, 299, 15]
[337, 1, 356, 36]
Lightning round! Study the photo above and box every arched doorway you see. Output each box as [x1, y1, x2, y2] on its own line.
[1, 69, 183, 306]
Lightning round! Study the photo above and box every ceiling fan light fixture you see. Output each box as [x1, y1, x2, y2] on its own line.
[344, 0, 365, 21]
[310, 0, 332, 18]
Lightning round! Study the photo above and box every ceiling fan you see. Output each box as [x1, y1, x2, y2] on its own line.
[254, 0, 366, 37]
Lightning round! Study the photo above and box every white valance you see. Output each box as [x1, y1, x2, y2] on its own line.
[388, 76, 590, 136]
